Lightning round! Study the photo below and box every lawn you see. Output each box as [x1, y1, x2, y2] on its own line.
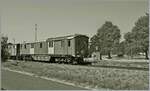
[92, 60, 149, 69]
[2, 60, 149, 90]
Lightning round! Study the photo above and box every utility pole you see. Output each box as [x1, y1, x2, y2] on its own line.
[13, 38, 16, 56]
[35, 24, 37, 42]
[13, 38, 15, 44]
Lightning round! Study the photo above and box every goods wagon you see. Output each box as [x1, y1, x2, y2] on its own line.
[20, 43, 31, 54]
[8, 43, 20, 59]
[8, 34, 89, 64]
[34, 41, 48, 54]
[46, 34, 89, 57]
[8, 43, 16, 56]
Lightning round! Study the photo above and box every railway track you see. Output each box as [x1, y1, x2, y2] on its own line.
[9, 59, 149, 71]
[88, 64, 149, 71]
[34, 60, 149, 71]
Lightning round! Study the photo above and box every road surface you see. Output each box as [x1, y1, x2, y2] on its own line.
[1, 69, 86, 90]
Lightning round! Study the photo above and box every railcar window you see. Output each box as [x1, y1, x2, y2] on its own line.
[24, 45, 26, 49]
[31, 43, 34, 48]
[49, 41, 53, 47]
[68, 40, 71, 47]
[40, 43, 42, 48]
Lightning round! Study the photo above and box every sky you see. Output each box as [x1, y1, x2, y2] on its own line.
[0, 0, 148, 43]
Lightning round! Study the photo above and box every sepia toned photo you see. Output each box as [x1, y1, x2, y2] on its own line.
[0, 0, 149, 90]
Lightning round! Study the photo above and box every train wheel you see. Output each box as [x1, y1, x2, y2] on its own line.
[28, 56, 33, 61]
[66, 57, 72, 64]
[72, 61, 77, 65]
[50, 57, 55, 63]
[56, 57, 60, 63]
[23, 56, 26, 61]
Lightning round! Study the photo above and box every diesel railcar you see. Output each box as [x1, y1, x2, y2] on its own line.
[8, 34, 89, 64]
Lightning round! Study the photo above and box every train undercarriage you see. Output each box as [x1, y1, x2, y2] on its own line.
[9, 54, 86, 65]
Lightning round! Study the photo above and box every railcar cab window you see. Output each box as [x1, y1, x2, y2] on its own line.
[68, 39, 71, 47]
[31, 43, 34, 48]
[49, 41, 53, 47]
[40, 43, 42, 48]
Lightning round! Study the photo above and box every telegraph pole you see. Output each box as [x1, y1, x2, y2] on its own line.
[35, 24, 37, 42]
[13, 38, 15, 44]
[13, 38, 16, 56]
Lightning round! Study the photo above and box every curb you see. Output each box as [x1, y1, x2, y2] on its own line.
[2, 67, 97, 90]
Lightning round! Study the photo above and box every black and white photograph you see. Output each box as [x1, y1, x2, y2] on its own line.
[0, 0, 149, 90]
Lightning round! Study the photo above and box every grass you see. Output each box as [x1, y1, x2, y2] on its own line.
[2, 60, 149, 90]
[92, 60, 149, 69]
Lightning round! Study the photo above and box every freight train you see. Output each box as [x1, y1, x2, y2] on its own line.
[7, 34, 89, 64]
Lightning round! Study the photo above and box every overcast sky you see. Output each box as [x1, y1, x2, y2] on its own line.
[0, 0, 148, 43]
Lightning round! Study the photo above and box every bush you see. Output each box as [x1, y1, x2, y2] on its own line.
[1, 36, 9, 62]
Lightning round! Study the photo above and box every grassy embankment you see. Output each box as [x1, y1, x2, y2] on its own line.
[92, 60, 149, 69]
[2, 60, 149, 90]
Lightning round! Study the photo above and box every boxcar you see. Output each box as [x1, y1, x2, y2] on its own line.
[20, 43, 30, 55]
[8, 43, 16, 56]
[8, 34, 89, 64]
[34, 41, 48, 54]
[8, 43, 20, 59]
[46, 34, 89, 57]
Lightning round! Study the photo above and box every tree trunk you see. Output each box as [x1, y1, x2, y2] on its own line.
[108, 52, 112, 59]
[145, 50, 149, 59]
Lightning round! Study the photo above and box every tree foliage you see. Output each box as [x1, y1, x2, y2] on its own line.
[116, 41, 126, 57]
[90, 21, 121, 59]
[1, 35, 9, 61]
[124, 14, 149, 59]
[90, 35, 99, 52]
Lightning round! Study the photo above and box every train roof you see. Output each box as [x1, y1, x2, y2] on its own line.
[7, 43, 20, 45]
[7, 43, 13, 45]
[46, 34, 89, 41]
[8, 34, 89, 45]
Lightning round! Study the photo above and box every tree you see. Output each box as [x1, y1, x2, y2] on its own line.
[90, 21, 121, 59]
[117, 41, 126, 57]
[90, 34, 103, 60]
[90, 35, 98, 53]
[124, 14, 149, 59]
[97, 21, 121, 59]
[1, 35, 9, 62]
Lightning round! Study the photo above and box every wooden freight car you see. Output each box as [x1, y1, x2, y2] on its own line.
[46, 34, 89, 57]
[18, 41, 49, 61]
[8, 34, 89, 64]
[8, 43, 21, 60]
[7, 43, 17, 59]
[8, 43, 16, 56]
[19, 42, 35, 60]
[20, 43, 31, 54]
[34, 34, 89, 63]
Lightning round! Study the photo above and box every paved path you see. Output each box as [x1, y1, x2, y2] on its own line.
[1, 69, 86, 90]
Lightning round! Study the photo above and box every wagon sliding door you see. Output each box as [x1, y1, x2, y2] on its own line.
[48, 41, 54, 54]
[30, 43, 34, 54]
